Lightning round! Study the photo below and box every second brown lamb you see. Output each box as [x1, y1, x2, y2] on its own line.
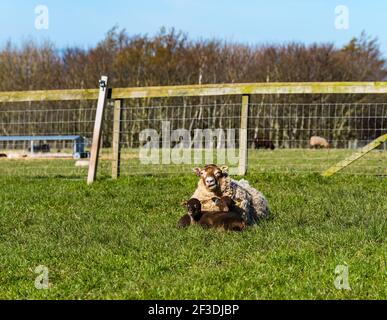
[178, 196, 246, 231]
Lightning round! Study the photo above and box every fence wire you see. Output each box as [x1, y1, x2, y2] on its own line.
[101, 99, 386, 176]
[248, 103, 386, 175]
[98, 101, 242, 175]
[0, 98, 386, 178]
[0, 101, 96, 177]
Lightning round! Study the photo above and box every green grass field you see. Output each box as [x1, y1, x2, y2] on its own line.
[0, 150, 386, 299]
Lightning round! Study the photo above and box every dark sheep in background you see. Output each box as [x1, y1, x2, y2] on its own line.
[254, 138, 275, 150]
[28, 144, 51, 153]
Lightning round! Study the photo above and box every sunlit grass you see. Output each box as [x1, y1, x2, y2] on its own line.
[0, 171, 385, 299]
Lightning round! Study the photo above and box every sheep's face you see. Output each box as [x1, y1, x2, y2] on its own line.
[193, 164, 228, 191]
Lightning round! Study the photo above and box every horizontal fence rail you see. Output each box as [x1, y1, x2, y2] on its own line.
[1, 82, 387, 102]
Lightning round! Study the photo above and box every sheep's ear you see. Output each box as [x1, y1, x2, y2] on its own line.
[193, 167, 202, 176]
[220, 165, 229, 175]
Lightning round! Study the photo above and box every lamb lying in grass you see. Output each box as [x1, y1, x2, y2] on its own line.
[177, 196, 246, 231]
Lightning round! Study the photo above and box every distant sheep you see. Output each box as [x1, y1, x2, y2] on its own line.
[28, 144, 50, 153]
[7, 153, 27, 159]
[310, 136, 329, 149]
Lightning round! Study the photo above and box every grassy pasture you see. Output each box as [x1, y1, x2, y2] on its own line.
[0, 149, 385, 299]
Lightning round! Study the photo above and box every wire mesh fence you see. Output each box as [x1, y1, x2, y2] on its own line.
[248, 102, 387, 175]
[102, 98, 386, 176]
[98, 98, 242, 176]
[0, 101, 96, 177]
[1, 96, 386, 178]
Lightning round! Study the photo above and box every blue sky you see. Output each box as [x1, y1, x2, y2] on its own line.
[0, 0, 386, 54]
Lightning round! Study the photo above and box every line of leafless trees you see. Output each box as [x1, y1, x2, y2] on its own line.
[0, 27, 386, 149]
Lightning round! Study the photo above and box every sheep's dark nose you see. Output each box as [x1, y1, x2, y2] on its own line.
[206, 176, 216, 186]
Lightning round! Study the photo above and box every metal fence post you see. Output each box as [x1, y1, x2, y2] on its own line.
[87, 76, 109, 184]
[238, 94, 249, 175]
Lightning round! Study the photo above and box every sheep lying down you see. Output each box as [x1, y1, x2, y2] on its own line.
[190, 164, 270, 225]
[177, 164, 270, 230]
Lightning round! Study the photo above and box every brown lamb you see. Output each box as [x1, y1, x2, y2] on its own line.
[177, 197, 246, 231]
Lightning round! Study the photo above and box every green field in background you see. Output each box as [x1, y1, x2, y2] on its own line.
[0, 149, 385, 177]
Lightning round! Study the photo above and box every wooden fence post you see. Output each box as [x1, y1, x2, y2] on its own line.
[238, 94, 249, 175]
[87, 76, 109, 185]
[112, 99, 123, 179]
